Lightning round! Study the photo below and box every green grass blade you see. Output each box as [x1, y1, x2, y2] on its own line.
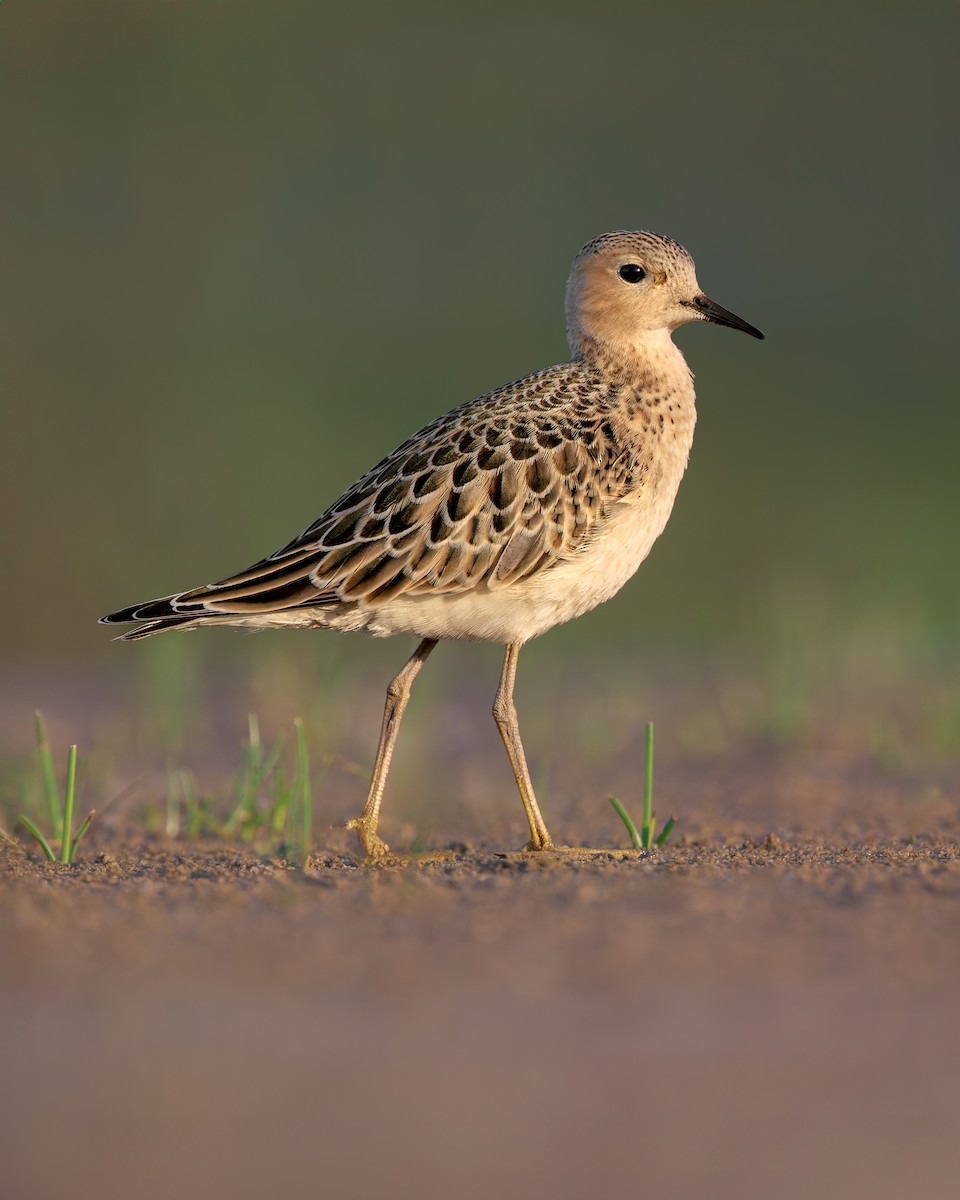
[178, 771, 206, 838]
[187, 794, 211, 839]
[655, 816, 676, 848]
[228, 718, 258, 829]
[260, 733, 287, 785]
[68, 810, 96, 863]
[271, 763, 291, 837]
[295, 718, 311, 855]
[59, 745, 77, 864]
[608, 795, 643, 851]
[35, 711, 62, 830]
[641, 721, 654, 848]
[242, 714, 262, 807]
[270, 802, 287, 838]
[19, 815, 56, 862]
[165, 762, 181, 838]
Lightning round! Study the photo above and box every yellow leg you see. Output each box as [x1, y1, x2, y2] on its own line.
[492, 642, 554, 850]
[347, 638, 437, 862]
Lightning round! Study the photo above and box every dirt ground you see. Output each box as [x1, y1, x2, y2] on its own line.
[3, 673, 960, 1200]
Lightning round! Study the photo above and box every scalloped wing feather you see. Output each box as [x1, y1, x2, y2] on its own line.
[102, 362, 638, 628]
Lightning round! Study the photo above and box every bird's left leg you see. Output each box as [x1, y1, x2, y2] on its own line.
[347, 637, 437, 862]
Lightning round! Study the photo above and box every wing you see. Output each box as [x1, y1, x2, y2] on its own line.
[105, 363, 638, 624]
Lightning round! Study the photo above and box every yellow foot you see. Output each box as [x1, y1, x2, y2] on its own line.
[345, 818, 406, 866]
[521, 836, 555, 852]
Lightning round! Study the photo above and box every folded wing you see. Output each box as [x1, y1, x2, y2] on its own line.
[101, 367, 637, 635]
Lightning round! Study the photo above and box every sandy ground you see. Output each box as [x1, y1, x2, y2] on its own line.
[4, 814, 960, 1198]
[2, 666, 960, 1200]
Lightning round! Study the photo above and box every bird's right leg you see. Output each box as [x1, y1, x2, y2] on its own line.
[492, 642, 554, 851]
[347, 638, 437, 862]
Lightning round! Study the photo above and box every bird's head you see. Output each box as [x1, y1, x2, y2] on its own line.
[565, 230, 763, 359]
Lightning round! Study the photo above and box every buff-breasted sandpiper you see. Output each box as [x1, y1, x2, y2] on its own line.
[102, 231, 763, 861]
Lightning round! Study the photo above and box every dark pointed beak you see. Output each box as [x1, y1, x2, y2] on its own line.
[683, 294, 764, 340]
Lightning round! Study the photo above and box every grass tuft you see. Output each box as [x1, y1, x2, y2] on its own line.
[18, 718, 95, 864]
[155, 715, 327, 861]
[609, 721, 676, 850]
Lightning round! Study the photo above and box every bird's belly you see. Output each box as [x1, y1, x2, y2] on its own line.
[355, 488, 680, 645]
[525, 490, 679, 630]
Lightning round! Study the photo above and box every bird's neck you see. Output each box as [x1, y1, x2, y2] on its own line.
[573, 329, 693, 388]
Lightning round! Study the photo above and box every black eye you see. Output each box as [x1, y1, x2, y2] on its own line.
[618, 263, 646, 283]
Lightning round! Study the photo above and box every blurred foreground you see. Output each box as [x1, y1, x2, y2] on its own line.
[3, 652, 960, 1200]
[4, 821, 960, 1200]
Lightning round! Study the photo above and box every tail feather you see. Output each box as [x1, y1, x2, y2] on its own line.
[113, 615, 203, 641]
[100, 594, 183, 625]
[100, 561, 339, 640]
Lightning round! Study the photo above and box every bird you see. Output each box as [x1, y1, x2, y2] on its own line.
[101, 230, 763, 861]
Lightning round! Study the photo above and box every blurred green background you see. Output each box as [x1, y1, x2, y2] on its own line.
[2, 1, 957, 689]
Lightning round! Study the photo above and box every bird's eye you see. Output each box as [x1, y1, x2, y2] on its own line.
[618, 263, 646, 283]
